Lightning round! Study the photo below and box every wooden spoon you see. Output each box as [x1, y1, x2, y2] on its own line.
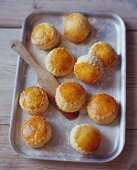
[11, 39, 79, 120]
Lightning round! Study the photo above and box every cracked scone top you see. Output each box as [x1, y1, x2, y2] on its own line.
[45, 47, 74, 77]
[70, 124, 101, 155]
[87, 94, 118, 125]
[89, 41, 117, 68]
[21, 116, 52, 148]
[74, 55, 103, 84]
[31, 23, 60, 50]
[19, 86, 49, 116]
[64, 13, 90, 43]
[55, 82, 86, 113]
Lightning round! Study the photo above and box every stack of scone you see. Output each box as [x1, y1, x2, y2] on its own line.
[74, 41, 117, 84]
[19, 86, 52, 148]
[70, 124, 101, 155]
[31, 23, 60, 50]
[74, 55, 103, 84]
[19, 12, 119, 155]
[87, 94, 118, 125]
[19, 86, 49, 116]
[64, 13, 90, 43]
[45, 47, 74, 77]
[55, 82, 86, 113]
[21, 116, 52, 148]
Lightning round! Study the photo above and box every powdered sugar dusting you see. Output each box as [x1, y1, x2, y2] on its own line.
[12, 12, 124, 162]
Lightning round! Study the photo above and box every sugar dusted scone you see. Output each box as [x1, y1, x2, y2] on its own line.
[21, 116, 52, 148]
[19, 86, 49, 116]
[45, 47, 74, 77]
[64, 13, 90, 43]
[87, 94, 118, 125]
[89, 41, 117, 68]
[31, 23, 60, 50]
[70, 124, 101, 155]
[55, 82, 86, 113]
[74, 55, 103, 84]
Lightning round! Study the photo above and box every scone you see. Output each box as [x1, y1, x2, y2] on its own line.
[21, 116, 52, 148]
[55, 82, 86, 113]
[31, 23, 60, 50]
[70, 124, 101, 155]
[45, 47, 74, 77]
[74, 55, 103, 84]
[19, 86, 49, 116]
[87, 94, 118, 125]
[64, 13, 90, 43]
[89, 41, 117, 68]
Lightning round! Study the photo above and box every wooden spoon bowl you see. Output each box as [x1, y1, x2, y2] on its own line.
[11, 39, 79, 120]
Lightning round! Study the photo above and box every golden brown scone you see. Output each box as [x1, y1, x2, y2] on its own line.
[45, 47, 74, 77]
[19, 86, 49, 116]
[21, 116, 52, 148]
[64, 13, 90, 43]
[70, 124, 101, 155]
[87, 94, 118, 125]
[31, 23, 60, 50]
[74, 55, 103, 84]
[55, 82, 86, 113]
[89, 41, 117, 68]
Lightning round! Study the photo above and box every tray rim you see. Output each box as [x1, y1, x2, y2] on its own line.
[9, 9, 126, 163]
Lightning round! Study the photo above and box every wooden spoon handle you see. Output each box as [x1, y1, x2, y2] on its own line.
[10, 39, 78, 120]
[11, 39, 59, 93]
[11, 39, 40, 72]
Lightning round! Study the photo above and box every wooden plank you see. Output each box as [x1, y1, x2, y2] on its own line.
[0, 29, 137, 129]
[0, 0, 137, 30]
[0, 124, 137, 169]
[0, 29, 20, 125]
[127, 31, 137, 44]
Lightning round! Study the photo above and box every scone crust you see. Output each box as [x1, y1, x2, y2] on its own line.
[64, 13, 90, 43]
[74, 55, 103, 84]
[19, 86, 49, 116]
[55, 82, 86, 112]
[87, 94, 118, 125]
[31, 23, 60, 50]
[70, 124, 101, 155]
[45, 47, 74, 77]
[89, 41, 117, 68]
[21, 116, 52, 148]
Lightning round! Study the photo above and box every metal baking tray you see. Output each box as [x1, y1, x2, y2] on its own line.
[9, 10, 126, 163]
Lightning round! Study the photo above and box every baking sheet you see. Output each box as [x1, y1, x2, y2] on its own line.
[10, 10, 126, 163]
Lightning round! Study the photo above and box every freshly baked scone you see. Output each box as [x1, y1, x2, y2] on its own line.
[31, 23, 60, 50]
[64, 13, 90, 43]
[74, 55, 103, 84]
[89, 41, 117, 68]
[19, 86, 49, 116]
[55, 82, 86, 113]
[21, 116, 52, 148]
[70, 124, 101, 155]
[87, 94, 118, 125]
[45, 47, 74, 77]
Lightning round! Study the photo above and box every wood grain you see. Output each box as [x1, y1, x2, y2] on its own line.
[0, 0, 137, 169]
[0, 29, 137, 128]
[0, 125, 137, 169]
[127, 31, 137, 44]
[0, 0, 137, 30]
[0, 29, 20, 125]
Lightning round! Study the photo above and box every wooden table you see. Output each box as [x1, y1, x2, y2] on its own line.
[0, 0, 137, 169]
